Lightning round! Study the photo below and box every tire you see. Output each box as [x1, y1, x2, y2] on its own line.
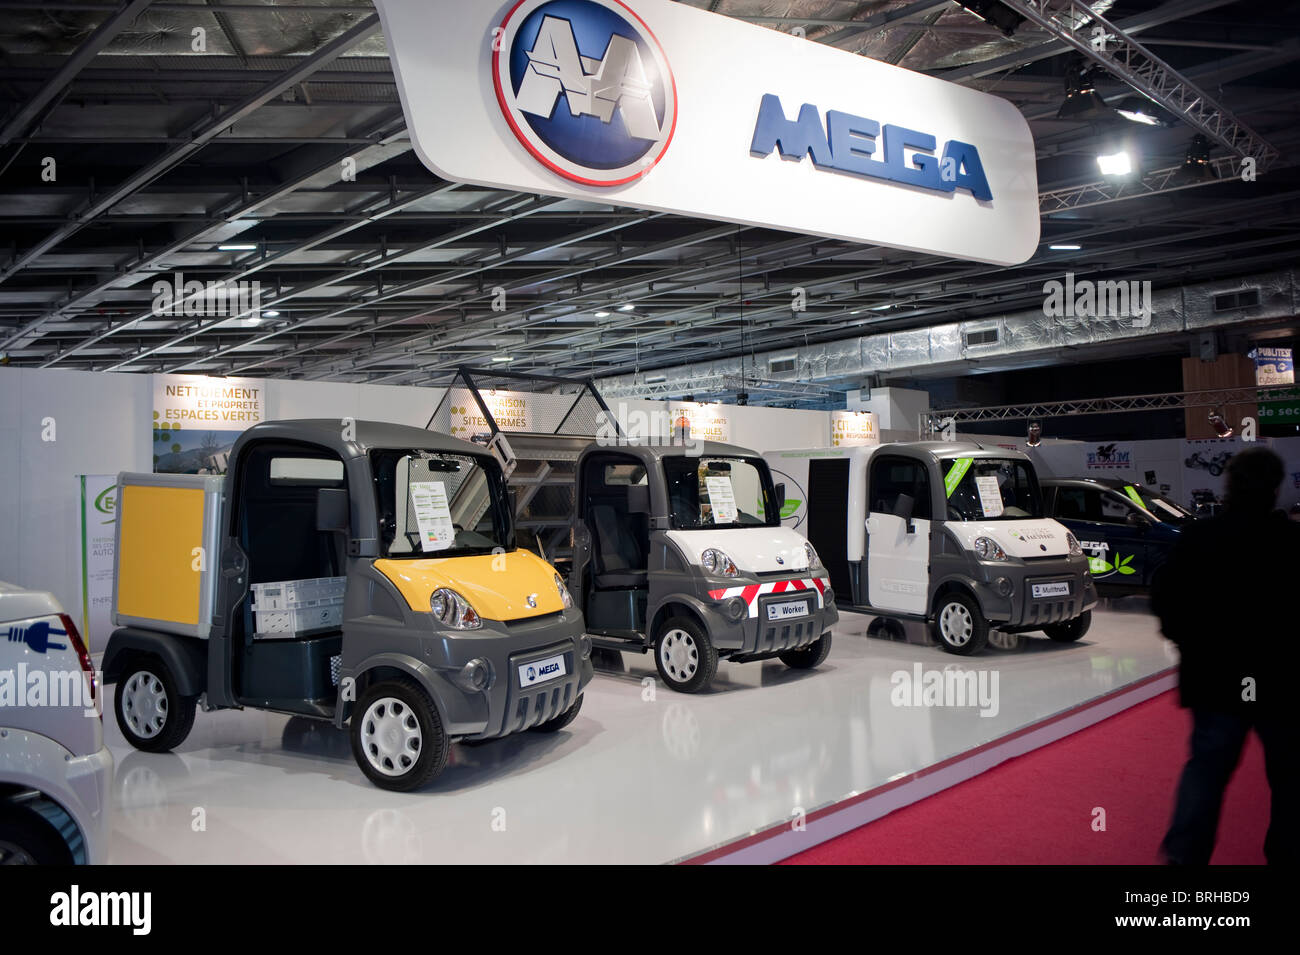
[1044, 609, 1092, 642]
[930, 592, 989, 655]
[0, 807, 75, 865]
[653, 616, 718, 693]
[350, 678, 449, 792]
[1208, 463, 1223, 477]
[778, 631, 833, 669]
[532, 692, 583, 733]
[114, 659, 197, 753]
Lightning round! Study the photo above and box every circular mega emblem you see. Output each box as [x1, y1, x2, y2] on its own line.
[493, 0, 677, 187]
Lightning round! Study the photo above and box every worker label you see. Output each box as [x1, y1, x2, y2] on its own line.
[410, 481, 456, 552]
[974, 475, 1004, 518]
[705, 476, 738, 524]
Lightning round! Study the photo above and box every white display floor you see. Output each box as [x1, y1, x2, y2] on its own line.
[102, 600, 1177, 864]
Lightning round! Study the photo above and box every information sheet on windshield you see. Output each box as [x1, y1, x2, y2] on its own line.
[975, 474, 1005, 518]
[705, 476, 739, 524]
[411, 480, 456, 552]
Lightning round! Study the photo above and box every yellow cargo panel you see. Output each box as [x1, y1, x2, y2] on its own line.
[114, 473, 223, 637]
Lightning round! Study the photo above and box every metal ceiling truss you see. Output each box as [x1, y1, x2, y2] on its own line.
[0, 0, 1296, 392]
[997, 0, 1278, 166]
[921, 385, 1300, 435]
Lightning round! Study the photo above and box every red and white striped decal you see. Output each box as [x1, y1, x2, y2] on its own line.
[707, 576, 830, 618]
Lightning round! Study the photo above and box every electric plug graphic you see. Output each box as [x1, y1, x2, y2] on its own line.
[5, 621, 68, 654]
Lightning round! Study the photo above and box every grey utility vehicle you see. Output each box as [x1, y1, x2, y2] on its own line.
[102, 420, 592, 791]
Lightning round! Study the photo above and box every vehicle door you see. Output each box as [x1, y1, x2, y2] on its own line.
[865, 454, 931, 614]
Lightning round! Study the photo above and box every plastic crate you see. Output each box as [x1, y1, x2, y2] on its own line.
[253, 604, 343, 638]
[250, 576, 346, 611]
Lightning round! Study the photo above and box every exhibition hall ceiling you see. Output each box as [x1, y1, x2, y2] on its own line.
[0, 0, 1297, 398]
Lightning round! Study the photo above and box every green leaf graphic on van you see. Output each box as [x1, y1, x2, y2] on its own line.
[780, 499, 802, 519]
[1116, 554, 1137, 575]
[944, 458, 973, 498]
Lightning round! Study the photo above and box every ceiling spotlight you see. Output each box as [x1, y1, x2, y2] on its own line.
[1208, 409, 1233, 438]
[1096, 149, 1133, 177]
[619, 304, 636, 312]
[218, 243, 257, 252]
[594, 310, 611, 318]
[261, 310, 280, 319]
[491, 356, 514, 363]
[953, 0, 1025, 38]
[245, 316, 262, 327]
[1112, 95, 1173, 127]
[1174, 134, 1218, 185]
[1049, 243, 1082, 251]
[645, 374, 667, 384]
[1056, 63, 1112, 122]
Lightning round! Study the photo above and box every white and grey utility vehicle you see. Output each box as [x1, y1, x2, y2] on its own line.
[0, 582, 110, 864]
[570, 441, 838, 692]
[765, 442, 1097, 655]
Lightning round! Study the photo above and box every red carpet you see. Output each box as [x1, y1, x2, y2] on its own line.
[782, 690, 1269, 865]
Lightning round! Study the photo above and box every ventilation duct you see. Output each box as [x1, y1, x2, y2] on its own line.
[599, 268, 1298, 399]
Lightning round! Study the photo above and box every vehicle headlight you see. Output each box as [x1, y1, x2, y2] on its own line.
[429, 588, 482, 630]
[1066, 532, 1083, 557]
[974, 536, 1008, 561]
[554, 572, 574, 610]
[701, 548, 738, 577]
[804, 541, 820, 569]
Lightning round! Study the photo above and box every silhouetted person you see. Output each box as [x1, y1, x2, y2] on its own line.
[1152, 447, 1298, 864]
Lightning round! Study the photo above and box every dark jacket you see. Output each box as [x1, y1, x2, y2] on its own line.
[1151, 507, 1300, 714]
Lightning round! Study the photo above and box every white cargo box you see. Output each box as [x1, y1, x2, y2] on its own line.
[250, 576, 346, 611]
[113, 472, 224, 639]
[252, 604, 343, 639]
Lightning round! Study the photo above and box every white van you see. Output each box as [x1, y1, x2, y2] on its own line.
[764, 443, 1097, 654]
[0, 582, 111, 863]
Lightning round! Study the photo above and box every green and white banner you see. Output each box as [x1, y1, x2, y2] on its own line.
[78, 474, 118, 652]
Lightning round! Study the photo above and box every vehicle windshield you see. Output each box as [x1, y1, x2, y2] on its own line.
[663, 455, 780, 529]
[1125, 484, 1195, 525]
[371, 449, 511, 557]
[944, 457, 1043, 521]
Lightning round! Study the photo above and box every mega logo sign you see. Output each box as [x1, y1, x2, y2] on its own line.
[375, 0, 1040, 265]
[493, 0, 676, 186]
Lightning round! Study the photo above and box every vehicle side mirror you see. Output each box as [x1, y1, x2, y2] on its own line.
[316, 487, 349, 533]
[893, 492, 917, 533]
[1126, 510, 1149, 528]
[775, 483, 786, 510]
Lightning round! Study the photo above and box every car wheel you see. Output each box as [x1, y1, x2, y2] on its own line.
[114, 660, 197, 753]
[778, 631, 833, 669]
[532, 692, 583, 733]
[930, 592, 989, 655]
[0, 807, 74, 865]
[1044, 610, 1092, 642]
[654, 616, 718, 693]
[350, 678, 449, 792]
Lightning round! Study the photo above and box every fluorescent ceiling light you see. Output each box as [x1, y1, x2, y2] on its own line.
[1049, 244, 1082, 251]
[491, 356, 513, 363]
[645, 374, 667, 384]
[1115, 107, 1161, 126]
[218, 244, 257, 251]
[1096, 151, 1133, 176]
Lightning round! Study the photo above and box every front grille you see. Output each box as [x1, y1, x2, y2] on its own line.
[505, 610, 563, 628]
[502, 643, 579, 734]
[756, 569, 804, 579]
[1025, 598, 1078, 625]
[755, 618, 817, 654]
[505, 679, 577, 733]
